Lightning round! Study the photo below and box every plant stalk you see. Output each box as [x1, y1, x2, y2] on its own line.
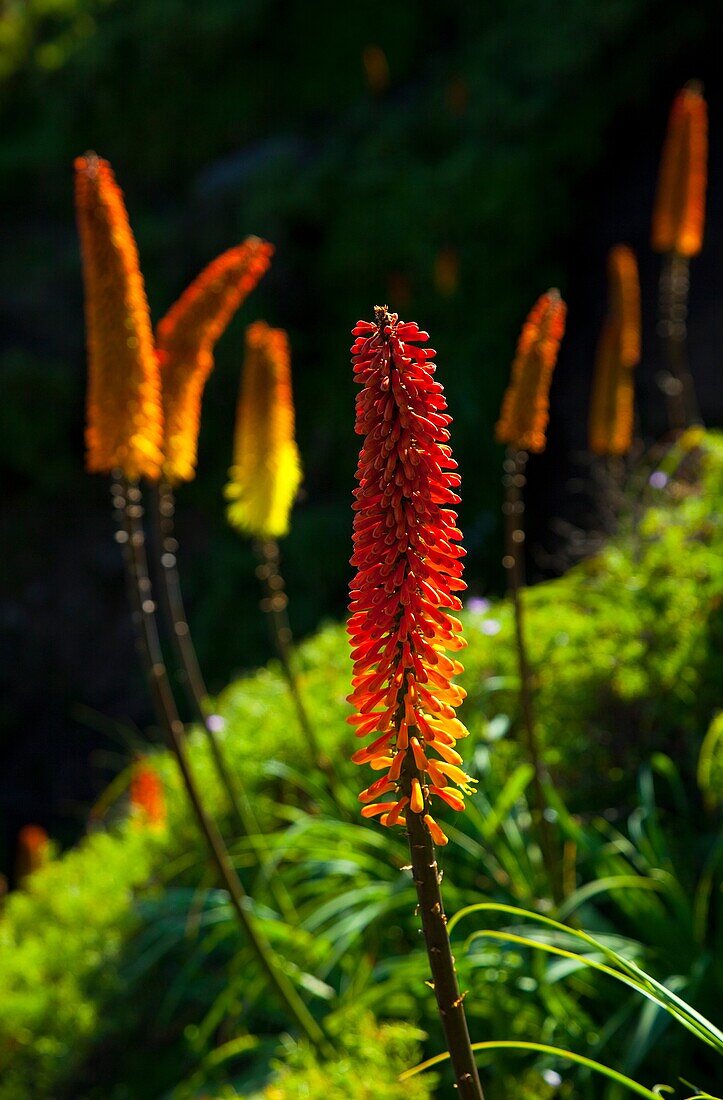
[658, 252, 700, 433]
[402, 753, 485, 1099]
[254, 540, 333, 779]
[149, 482, 297, 923]
[115, 477, 326, 1052]
[502, 449, 563, 904]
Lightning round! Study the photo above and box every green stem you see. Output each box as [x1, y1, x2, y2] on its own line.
[658, 251, 700, 432]
[150, 482, 297, 924]
[502, 449, 563, 904]
[401, 750, 485, 1099]
[114, 477, 326, 1052]
[255, 540, 339, 792]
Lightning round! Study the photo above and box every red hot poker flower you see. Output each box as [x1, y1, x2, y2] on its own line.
[348, 307, 474, 846]
[156, 238, 274, 484]
[130, 757, 166, 827]
[495, 290, 566, 454]
[651, 82, 707, 258]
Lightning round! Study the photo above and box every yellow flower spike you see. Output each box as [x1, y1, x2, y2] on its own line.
[652, 82, 707, 258]
[156, 238, 274, 484]
[75, 154, 163, 480]
[225, 322, 302, 540]
[589, 245, 641, 457]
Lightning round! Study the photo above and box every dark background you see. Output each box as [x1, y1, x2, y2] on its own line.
[1, 0, 722, 874]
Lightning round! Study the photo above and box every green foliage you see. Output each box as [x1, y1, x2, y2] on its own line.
[257, 1016, 433, 1100]
[0, 825, 164, 1099]
[0, 433, 721, 1097]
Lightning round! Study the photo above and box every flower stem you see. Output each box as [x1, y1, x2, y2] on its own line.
[254, 540, 334, 782]
[502, 449, 563, 904]
[114, 477, 326, 1052]
[658, 252, 700, 432]
[149, 482, 298, 924]
[403, 753, 485, 1099]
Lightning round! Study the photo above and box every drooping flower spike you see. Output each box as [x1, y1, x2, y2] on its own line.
[130, 758, 166, 827]
[589, 245, 641, 457]
[348, 307, 474, 846]
[652, 81, 707, 258]
[75, 154, 164, 480]
[226, 321, 302, 540]
[156, 239, 274, 484]
[495, 290, 567, 454]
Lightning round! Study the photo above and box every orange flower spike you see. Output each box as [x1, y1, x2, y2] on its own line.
[156, 238, 274, 484]
[495, 289, 567, 453]
[607, 245, 641, 370]
[652, 82, 708, 258]
[75, 154, 163, 480]
[130, 758, 166, 827]
[15, 825, 50, 883]
[348, 307, 475, 834]
[589, 246, 640, 457]
[225, 322, 303, 539]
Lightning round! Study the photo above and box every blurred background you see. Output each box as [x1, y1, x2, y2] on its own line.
[1, 0, 722, 876]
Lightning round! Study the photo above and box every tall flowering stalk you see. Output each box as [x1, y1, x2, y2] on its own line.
[151, 246, 277, 852]
[75, 155, 163, 481]
[226, 323, 323, 772]
[495, 290, 566, 903]
[651, 82, 707, 431]
[589, 245, 641, 458]
[76, 155, 250, 839]
[349, 307, 484, 1099]
[76, 156, 321, 1044]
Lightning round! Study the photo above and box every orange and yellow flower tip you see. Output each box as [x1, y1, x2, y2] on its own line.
[156, 238, 274, 484]
[348, 306, 474, 844]
[225, 321, 302, 540]
[15, 824, 50, 882]
[652, 81, 707, 258]
[589, 245, 641, 457]
[130, 758, 166, 827]
[495, 289, 567, 454]
[75, 153, 164, 481]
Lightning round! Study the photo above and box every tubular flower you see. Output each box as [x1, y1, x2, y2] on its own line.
[130, 758, 166, 827]
[15, 825, 50, 882]
[156, 238, 274, 483]
[589, 246, 641, 457]
[495, 290, 567, 453]
[348, 307, 474, 845]
[75, 154, 164, 480]
[225, 322, 302, 539]
[652, 82, 707, 257]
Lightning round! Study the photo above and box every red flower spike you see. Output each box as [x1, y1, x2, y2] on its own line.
[348, 306, 475, 837]
[130, 757, 166, 827]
